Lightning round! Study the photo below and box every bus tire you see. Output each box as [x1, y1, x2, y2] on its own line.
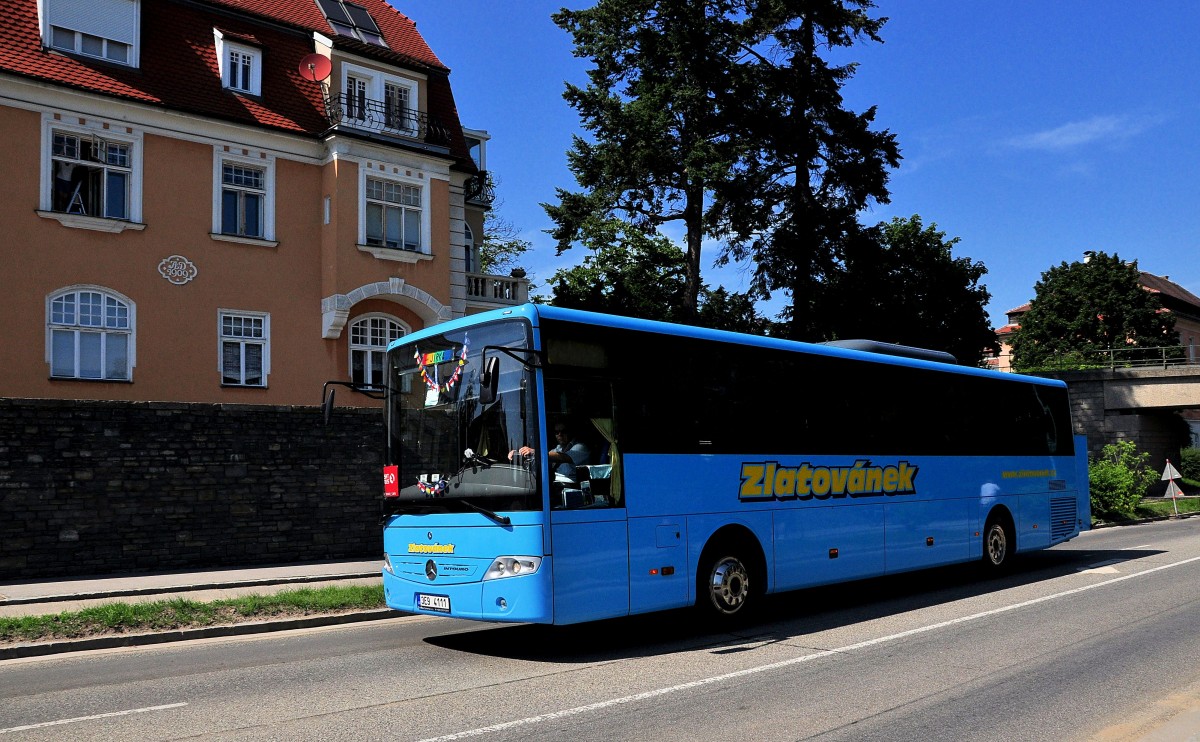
[696, 538, 759, 621]
[982, 512, 1014, 572]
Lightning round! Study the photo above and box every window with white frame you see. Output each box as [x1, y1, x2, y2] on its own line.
[214, 32, 262, 96]
[48, 287, 133, 381]
[365, 178, 422, 251]
[45, 0, 140, 67]
[346, 74, 369, 122]
[349, 315, 406, 389]
[219, 311, 269, 387]
[50, 129, 132, 219]
[340, 64, 418, 137]
[220, 163, 265, 238]
[384, 82, 413, 134]
[212, 150, 274, 241]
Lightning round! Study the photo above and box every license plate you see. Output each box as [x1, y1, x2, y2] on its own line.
[417, 593, 450, 613]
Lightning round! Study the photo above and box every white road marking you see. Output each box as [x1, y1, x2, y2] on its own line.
[0, 703, 187, 734]
[419, 554, 1200, 742]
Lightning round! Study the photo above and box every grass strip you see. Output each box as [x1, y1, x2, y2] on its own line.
[1137, 497, 1200, 518]
[0, 584, 385, 644]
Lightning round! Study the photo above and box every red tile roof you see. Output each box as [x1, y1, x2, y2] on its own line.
[0, 0, 470, 166]
[205, 0, 447, 71]
[1139, 272, 1200, 312]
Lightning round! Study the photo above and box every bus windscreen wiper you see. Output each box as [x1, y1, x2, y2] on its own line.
[458, 500, 511, 526]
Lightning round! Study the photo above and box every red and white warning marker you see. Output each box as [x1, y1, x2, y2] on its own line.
[1162, 459, 1183, 517]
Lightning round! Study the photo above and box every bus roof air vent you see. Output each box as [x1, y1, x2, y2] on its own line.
[820, 339, 958, 365]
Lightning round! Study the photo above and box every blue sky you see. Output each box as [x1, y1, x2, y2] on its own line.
[403, 1, 1200, 328]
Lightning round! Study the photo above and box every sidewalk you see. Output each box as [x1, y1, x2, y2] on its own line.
[0, 560, 391, 659]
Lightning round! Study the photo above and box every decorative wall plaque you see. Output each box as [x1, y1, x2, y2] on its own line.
[158, 255, 198, 285]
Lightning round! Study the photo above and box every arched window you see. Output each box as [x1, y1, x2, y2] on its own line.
[350, 314, 407, 388]
[47, 287, 134, 380]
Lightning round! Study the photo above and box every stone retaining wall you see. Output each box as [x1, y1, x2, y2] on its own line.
[0, 398, 384, 580]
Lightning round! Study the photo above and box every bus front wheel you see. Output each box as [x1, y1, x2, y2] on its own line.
[982, 515, 1014, 572]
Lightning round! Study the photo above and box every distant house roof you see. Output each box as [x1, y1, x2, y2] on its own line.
[0, 0, 472, 166]
[1139, 272, 1200, 315]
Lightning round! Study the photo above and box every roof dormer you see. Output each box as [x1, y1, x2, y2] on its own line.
[42, 0, 140, 67]
[214, 29, 263, 97]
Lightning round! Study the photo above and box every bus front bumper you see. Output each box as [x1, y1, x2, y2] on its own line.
[383, 561, 553, 624]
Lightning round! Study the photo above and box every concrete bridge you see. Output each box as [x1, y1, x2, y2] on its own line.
[1038, 366, 1200, 475]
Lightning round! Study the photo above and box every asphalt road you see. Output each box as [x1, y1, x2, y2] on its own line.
[2, 518, 1198, 741]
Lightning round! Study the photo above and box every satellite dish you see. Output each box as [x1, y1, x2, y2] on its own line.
[298, 53, 332, 82]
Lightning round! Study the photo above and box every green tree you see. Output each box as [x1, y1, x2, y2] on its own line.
[548, 219, 769, 333]
[715, 0, 901, 340]
[823, 216, 996, 365]
[546, 0, 743, 317]
[478, 210, 531, 276]
[1012, 251, 1178, 370]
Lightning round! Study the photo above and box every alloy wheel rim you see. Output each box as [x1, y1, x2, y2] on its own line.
[709, 556, 750, 614]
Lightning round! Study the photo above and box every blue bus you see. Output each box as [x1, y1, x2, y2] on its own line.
[363, 304, 1088, 624]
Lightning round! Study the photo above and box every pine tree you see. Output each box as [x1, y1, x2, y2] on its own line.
[714, 0, 900, 340]
[546, 0, 743, 316]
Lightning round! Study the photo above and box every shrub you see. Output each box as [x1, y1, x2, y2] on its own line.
[1179, 447, 1200, 482]
[1089, 440, 1157, 518]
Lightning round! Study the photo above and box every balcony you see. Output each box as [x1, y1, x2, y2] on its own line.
[325, 92, 451, 148]
[466, 272, 529, 308]
[464, 171, 496, 206]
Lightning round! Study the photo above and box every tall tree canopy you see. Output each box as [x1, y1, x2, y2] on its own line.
[546, 0, 899, 331]
[822, 216, 995, 365]
[715, 0, 900, 340]
[1012, 251, 1178, 369]
[546, 0, 743, 316]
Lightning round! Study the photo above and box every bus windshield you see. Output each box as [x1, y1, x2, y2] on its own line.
[384, 319, 540, 513]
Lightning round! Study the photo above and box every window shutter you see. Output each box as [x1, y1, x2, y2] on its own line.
[49, 0, 139, 46]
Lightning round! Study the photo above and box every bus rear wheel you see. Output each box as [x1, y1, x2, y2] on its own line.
[698, 548, 755, 619]
[982, 516, 1013, 572]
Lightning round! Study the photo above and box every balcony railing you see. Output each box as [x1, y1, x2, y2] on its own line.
[466, 272, 528, 306]
[464, 171, 496, 205]
[325, 92, 451, 147]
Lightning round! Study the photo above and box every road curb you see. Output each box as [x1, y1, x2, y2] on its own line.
[0, 572, 381, 607]
[0, 608, 402, 660]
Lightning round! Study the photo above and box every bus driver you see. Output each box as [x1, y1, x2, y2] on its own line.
[509, 422, 590, 481]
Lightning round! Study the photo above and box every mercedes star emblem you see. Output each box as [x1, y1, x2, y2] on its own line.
[426, 560, 437, 581]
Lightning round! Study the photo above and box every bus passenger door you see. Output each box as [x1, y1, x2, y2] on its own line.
[550, 508, 629, 624]
[542, 376, 629, 624]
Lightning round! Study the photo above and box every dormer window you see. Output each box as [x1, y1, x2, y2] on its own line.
[316, 0, 387, 47]
[214, 31, 262, 96]
[43, 0, 140, 67]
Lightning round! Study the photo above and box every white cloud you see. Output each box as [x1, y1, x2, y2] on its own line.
[1005, 114, 1158, 151]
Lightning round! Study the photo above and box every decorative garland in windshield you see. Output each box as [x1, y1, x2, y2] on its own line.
[414, 334, 470, 393]
[416, 478, 448, 496]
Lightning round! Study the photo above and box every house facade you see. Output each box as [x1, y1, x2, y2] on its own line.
[0, 0, 528, 407]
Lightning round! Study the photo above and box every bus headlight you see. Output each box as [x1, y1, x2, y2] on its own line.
[484, 556, 542, 580]
[383, 553, 395, 575]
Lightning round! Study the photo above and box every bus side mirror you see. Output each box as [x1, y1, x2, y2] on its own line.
[480, 356, 500, 405]
[322, 387, 336, 425]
